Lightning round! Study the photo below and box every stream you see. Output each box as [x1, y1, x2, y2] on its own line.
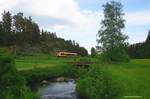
[38, 79, 79, 99]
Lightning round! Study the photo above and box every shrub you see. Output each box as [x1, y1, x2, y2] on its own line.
[0, 48, 38, 99]
[101, 46, 130, 63]
[76, 65, 118, 99]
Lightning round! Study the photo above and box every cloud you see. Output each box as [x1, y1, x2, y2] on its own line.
[0, 0, 19, 20]
[0, 0, 149, 52]
[50, 24, 66, 30]
[24, 0, 87, 28]
[125, 11, 150, 26]
[0, 0, 102, 51]
[0, 0, 18, 11]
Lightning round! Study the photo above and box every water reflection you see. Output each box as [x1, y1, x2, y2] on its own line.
[39, 80, 78, 99]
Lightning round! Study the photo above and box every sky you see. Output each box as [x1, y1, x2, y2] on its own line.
[0, 0, 150, 52]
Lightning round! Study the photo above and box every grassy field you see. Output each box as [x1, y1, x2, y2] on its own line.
[105, 59, 150, 99]
[15, 55, 150, 99]
[15, 55, 74, 70]
[16, 55, 78, 90]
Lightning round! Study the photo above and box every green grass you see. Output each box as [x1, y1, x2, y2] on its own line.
[104, 59, 150, 99]
[15, 55, 150, 99]
[16, 55, 74, 70]
[16, 55, 77, 90]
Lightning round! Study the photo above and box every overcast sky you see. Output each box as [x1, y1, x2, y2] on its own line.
[0, 0, 150, 52]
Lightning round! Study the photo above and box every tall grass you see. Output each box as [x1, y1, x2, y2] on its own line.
[104, 59, 150, 99]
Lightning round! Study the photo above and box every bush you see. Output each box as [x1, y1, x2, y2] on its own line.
[101, 46, 130, 63]
[0, 48, 38, 99]
[76, 65, 118, 99]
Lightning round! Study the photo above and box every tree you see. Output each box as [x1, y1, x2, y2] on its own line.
[31, 23, 40, 43]
[13, 13, 40, 44]
[23, 16, 40, 44]
[0, 11, 12, 46]
[0, 10, 88, 56]
[128, 30, 150, 59]
[146, 30, 150, 43]
[91, 47, 96, 57]
[97, 1, 129, 62]
[13, 13, 24, 33]
[2, 11, 12, 33]
[13, 12, 26, 45]
[0, 22, 4, 46]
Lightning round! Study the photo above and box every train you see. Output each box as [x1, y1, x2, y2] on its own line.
[56, 51, 78, 57]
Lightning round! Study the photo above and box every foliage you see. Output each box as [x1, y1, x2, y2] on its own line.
[128, 31, 150, 59]
[97, 1, 129, 62]
[0, 11, 88, 56]
[77, 65, 118, 99]
[90, 47, 97, 57]
[2, 11, 12, 33]
[13, 12, 40, 44]
[0, 11, 12, 46]
[0, 48, 38, 99]
[146, 30, 150, 43]
[101, 46, 130, 62]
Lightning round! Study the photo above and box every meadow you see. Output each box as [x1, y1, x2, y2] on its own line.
[16, 55, 74, 70]
[105, 59, 150, 99]
[15, 55, 150, 99]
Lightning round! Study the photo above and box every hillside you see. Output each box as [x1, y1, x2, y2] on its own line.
[0, 11, 88, 56]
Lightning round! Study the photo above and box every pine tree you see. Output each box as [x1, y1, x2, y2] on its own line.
[1, 11, 12, 46]
[2, 11, 12, 33]
[146, 30, 150, 43]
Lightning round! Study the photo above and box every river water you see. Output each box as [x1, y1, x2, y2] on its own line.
[39, 80, 79, 99]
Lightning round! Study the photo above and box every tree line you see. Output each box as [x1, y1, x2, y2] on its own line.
[0, 11, 88, 56]
[128, 31, 150, 59]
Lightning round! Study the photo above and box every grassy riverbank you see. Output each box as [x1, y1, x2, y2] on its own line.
[15, 55, 150, 99]
[16, 55, 77, 90]
[77, 59, 150, 99]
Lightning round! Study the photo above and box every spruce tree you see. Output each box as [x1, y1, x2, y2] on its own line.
[2, 11, 12, 33]
[146, 30, 150, 43]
